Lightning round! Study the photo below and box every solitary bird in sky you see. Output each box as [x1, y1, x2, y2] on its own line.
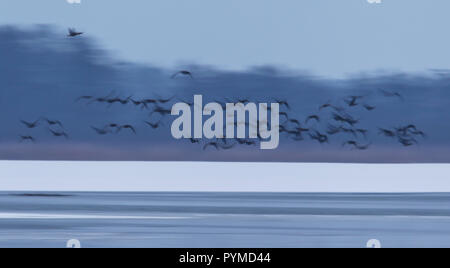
[171, 70, 193, 79]
[68, 28, 83, 37]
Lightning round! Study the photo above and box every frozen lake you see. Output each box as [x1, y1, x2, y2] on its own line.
[0, 192, 450, 248]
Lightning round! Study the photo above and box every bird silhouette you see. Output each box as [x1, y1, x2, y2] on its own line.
[380, 90, 404, 101]
[356, 129, 369, 138]
[144, 120, 164, 129]
[342, 141, 371, 150]
[235, 139, 257, 146]
[172, 70, 193, 79]
[68, 28, 83, 37]
[344, 96, 364, 107]
[287, 119, 301, 126]
[305, 115, 320, 124]
[274, 99, 290, 110]
[91, 126, 110, 135]
[396, 125, 426, 139]
[219, 143, 237, 150]
[130, 99, 149, 110]
[88, 92, 115, 105]
[398, 137, 417, 147]
[230, 98, 251, 104]
[340, 127, 358, 138]
[332, 113, 358, 126]
[142, 98, 158, 105]
[151, 106, 172, 117]
[278, 112, 289, 120]
[105, 124, 121, 132]
[326, 124, 342, 135]
[309, 131, 329, 144]
[117, 125, 137, 134]
[42, 118, 64, 128]
[295, 125, 310, 134]
[363, 104, 376, 111]
[319, 103, 332, 111]
[189, 138, 201, 144]
[48, 128, 69, 139]
[410, 129, 426, 138]
[19, 136, 35, 143]
[119, 96, 133, 105]
[332, 106, 346, 113]
[378, 128, 396, 138]
[20, 120, 40, 129]
[157, 97, 174, 104]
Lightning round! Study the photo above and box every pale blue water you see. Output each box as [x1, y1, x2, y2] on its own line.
[0, 192, 450, 248]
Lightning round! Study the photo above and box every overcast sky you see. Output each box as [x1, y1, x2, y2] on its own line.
[2, 0, 450, 77]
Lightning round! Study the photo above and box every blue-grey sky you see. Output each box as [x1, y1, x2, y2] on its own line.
[1, 2, 450, 163]
[2, 0, 450, 77]
[0, 25, 450, 163]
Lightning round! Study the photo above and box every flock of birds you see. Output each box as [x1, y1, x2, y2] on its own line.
[18, 28, 427, 152]
[270, 90, 426, 151]
[19, 118, 68, 143]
